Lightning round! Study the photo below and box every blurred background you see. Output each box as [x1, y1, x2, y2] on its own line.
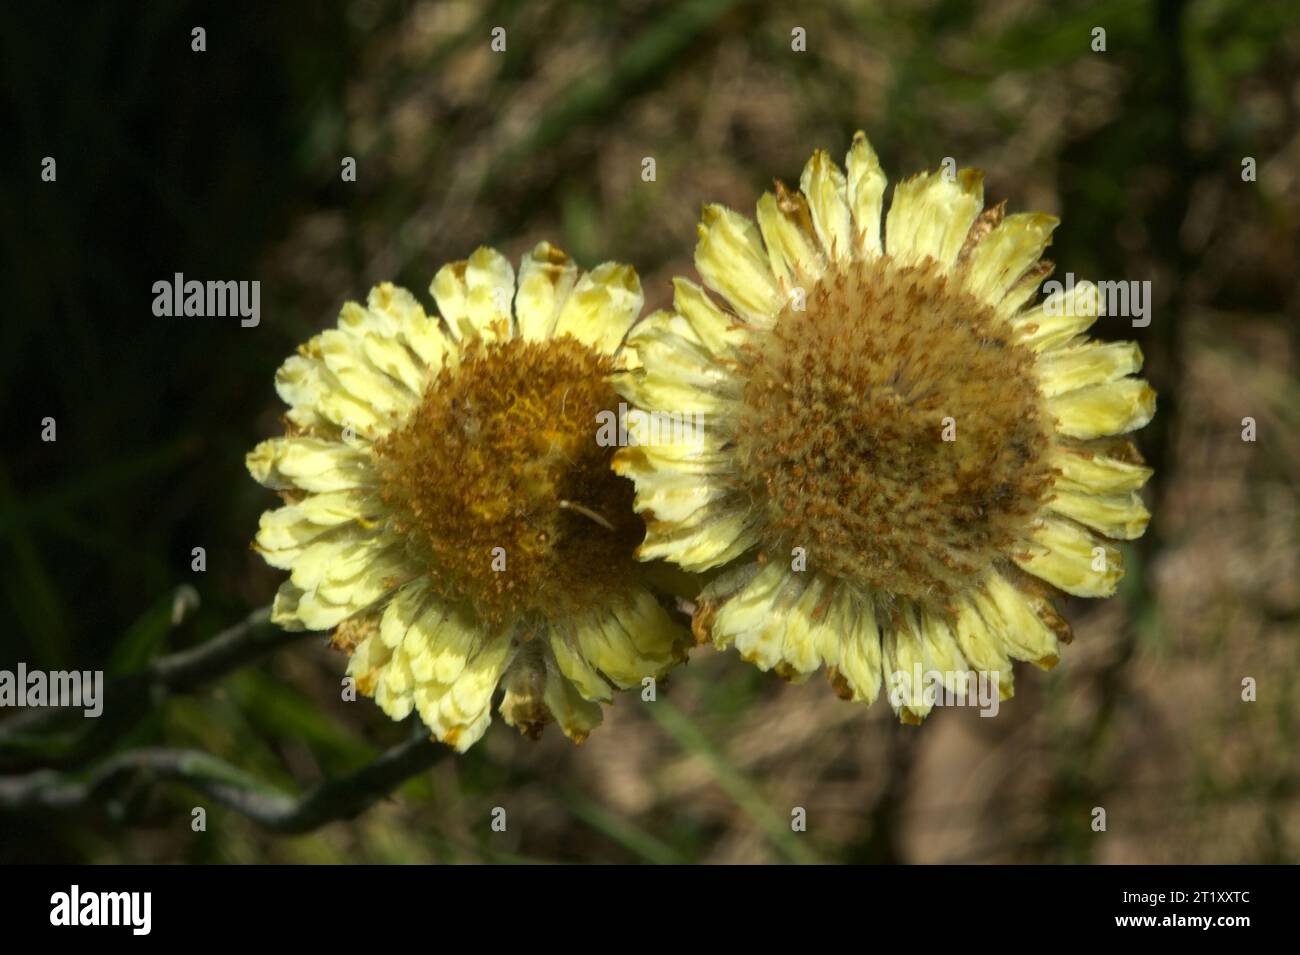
[2, 0, 1298, 863]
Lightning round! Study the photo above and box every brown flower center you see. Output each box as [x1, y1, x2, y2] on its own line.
[734, 255, 1054, 609]
[375, 335, 642, 627]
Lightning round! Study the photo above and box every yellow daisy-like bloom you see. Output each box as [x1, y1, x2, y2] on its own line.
[613, 133, 1155, 722]
[247, 242, 687, 751]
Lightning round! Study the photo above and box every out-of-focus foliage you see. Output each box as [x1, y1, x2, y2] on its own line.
[1, 0, 1298, 862]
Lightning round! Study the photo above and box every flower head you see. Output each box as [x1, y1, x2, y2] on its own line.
[248, 243, 687, 750]
[613, 133, 1155, 722]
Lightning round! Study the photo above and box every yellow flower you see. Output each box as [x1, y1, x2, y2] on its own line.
[247, 242, 687, 751]
[612, 133, 1155, 722]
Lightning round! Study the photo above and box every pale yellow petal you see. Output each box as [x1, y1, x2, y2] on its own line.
[1050, 444, 1153, 495]
[845, 130, 887, 257]
[296, 488, 383, 525]
[1036, 341, 1143, 398]
[246, 437, 374, 492]
[294, 589, 360, 631]
[514, 241, 580, 342]
[573, 609, 655, 688]
[373, 647, 416, 721]
[347, 632, 394, 696]
[613, 309, 740, 414]
[1010, 280, 1100, 353]
[273, 352, 326, 410]
[637, 504, 760, 571]
[884, 168, 984, 270]
[1014, 516, 1123, 598]
[836, 592, 883, 703]
[379, 579, 431, 650]
[612, 411, 734, 496]
[961, 212, 1059, 308]
[883, 607, 974, 721]
[403, 602, 480, 686]
[398, 306, 455, 371]
[880, 611, 927, 719]
[730, 571, 804, 671]
[1048, 377, 1157, 439]
[1050, 488, 1150, 540]
[951, 596, 1015, 700]
[345, 283, 445, 386]
[996, 261, 1055, 320]
[430, 246, 515, 344]
[975, 574, 1061, 666]
[270, 580, 307, 631]
[552, 261, 642, 355]
[361, 331, 428, 396]
[694, 204, 783, 325]
[799, 149, 853, 263]
[670, 277, 745, 358]
[550, 625, 614, 702]
[801, 581, 845, 672]
[541, 662, 604, 743]
[779, 575, 831, 676]
[755, 189, 824, 293]
[601, 598, 680, 685]
[612, 440, 734, 480]
[620, 468, 732, 525]
[253, 505, 332, 562]
[348, 283, 416, 339]
[254, 497, 383, 571]
[620, 588, 686, 667]
[418, 635, 515, 752]
[317, 329, 417, 420]
[274, 346, 384, 437]
[311, 544, 407, 608]
[706, 561, 787, 652]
